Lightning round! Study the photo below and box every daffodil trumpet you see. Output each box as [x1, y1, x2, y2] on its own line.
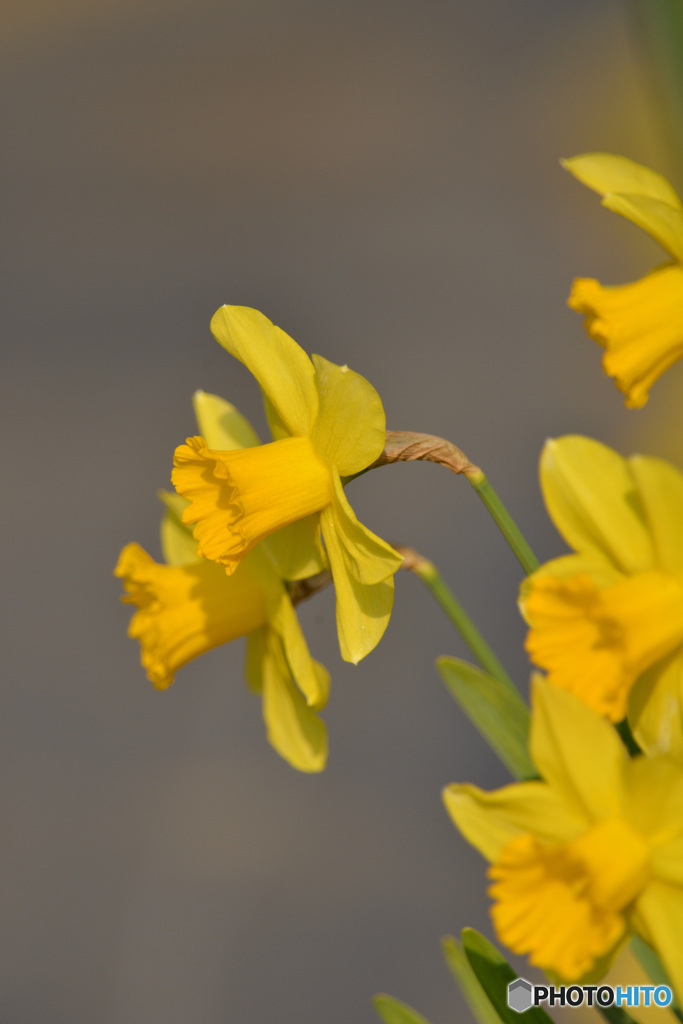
[565, 152, 683, 407]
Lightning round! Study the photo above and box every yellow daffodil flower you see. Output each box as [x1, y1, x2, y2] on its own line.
[521, 434, 683, 758]
[564, 152, 683, 408]
[444, 678, 683, 995]
[115, 391, 330, 773]
[172, 306, 403, 664]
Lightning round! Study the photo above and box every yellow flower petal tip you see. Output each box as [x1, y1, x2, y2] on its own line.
[114, 542, 268, 689]
[565, 153, 683, 406]
[445, 680, 683, 995]
[173, 306, 401, 663]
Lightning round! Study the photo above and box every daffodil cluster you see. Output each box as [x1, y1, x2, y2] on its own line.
[116, 308, 402, 773]
[114, 153, 683, 1010]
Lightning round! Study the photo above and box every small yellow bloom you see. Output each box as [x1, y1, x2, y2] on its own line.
[565, 153, 683, 407]
[444, 678, 683, 993]
[522, 435, 683, 756]
[172, 306, 403, 664]
[115, 542, 268, 689]
[115, 392, 330, 773]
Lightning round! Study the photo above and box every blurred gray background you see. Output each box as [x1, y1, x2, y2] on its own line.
[3, 1, 680, 1021]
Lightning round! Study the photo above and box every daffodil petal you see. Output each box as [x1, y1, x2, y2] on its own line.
[540, 436, 654, 574]
[262, 513, 327, 581]
[268, 588, 330, 710]
[157, 490, 200, 565]
[192, 390, 261, 450]
[602, 193, 683, 262]
[563, 153, 682, 209]
[263, 392, 290, 441]
[310, 354, 386, 476]
[629, 651, 683, 759]
[633, 882, 683, 1001]
[241, 546, 328, 709]
[530, 677, 626, 822]
[257, 628, 328, 773]
[321, 505, 393, 663]
[328, 472, 402, 585]
[623, 755, 683, 854]
[442, 781, 583, 863]
[630, 455, 683, 575]
[651, 836, 683, 887]
[210, 306, 319, 437]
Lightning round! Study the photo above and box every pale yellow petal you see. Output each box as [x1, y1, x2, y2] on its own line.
[268, 586, 330, 710]
[630, 455, 683, 574]
[310, 354, 386, 476]
[245, 547, 330, 710]
[157, 490, 200, 566]
[540, 436, 654, 574]
[328, 471, 402, 585]
[260, 628, 328, 773]
[629, 651, 683, 759]
[192, 390, 260, 450]
[261, 513, 327, 581]
[623, 755, 683, 853]
[563, 153, 682, 209]
[210, 306, 318, 438]
[530, 677, 626, 823]
[321, 505, 393, 663]
[632, 882, 683, 1001]
[442, 781, 583, 863]
[602, 193, 683, 262]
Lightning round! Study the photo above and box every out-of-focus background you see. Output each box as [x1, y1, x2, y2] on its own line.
[3, 1, 680, 1021]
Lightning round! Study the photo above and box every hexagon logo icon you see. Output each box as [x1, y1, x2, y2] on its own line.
[508, 978, 533, 1013]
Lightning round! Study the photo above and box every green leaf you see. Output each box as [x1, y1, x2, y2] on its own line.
[630, 934, 671, 987]
[437, 658, 536, 779]
[460, 929, 552, 1024]
[441, 936, 506, 1024]
[372, 994, 434, 1024]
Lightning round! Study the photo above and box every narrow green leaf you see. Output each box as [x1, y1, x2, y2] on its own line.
[441, 936, 505, 1024]
[460, 929, 553, 1024]
[372, 994, 434, 1024]
[437, 658, 536, 779]
[630, 934, 673, 988]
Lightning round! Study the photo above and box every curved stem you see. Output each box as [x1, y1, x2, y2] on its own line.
[398, 546, 517, 693]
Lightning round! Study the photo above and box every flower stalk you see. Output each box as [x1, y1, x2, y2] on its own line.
[367, 431, 539, 576]
[398, 546, 517, 693]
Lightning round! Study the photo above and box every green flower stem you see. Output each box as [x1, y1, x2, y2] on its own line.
[465, 468, 540, 576]
[360, 432, 540, 577]
[405, 552, 517, 694]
